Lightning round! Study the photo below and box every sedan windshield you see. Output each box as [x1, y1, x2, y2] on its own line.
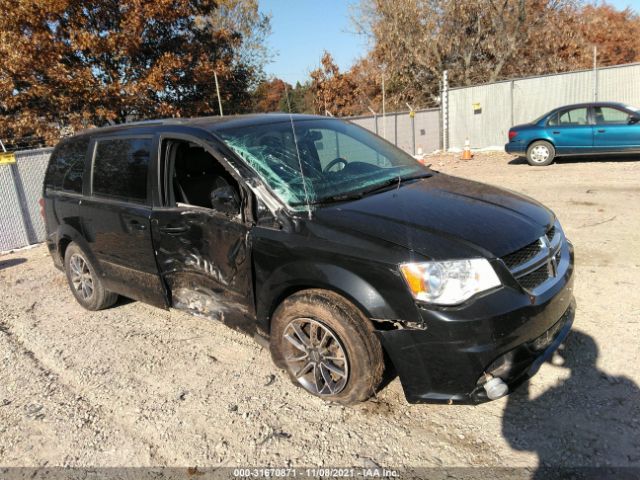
[216, 118, 428, 210]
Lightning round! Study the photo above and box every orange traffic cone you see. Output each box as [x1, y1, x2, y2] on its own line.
[461, 138, 473, 160]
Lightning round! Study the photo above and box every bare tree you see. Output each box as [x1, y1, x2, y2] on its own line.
[352, 0, 587, 106]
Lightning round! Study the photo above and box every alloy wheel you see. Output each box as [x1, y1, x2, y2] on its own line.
[282, 318, 349, 396]
[69, 254, 94, 300]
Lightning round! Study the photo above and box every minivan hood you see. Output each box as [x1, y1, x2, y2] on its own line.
[313, 173, 554, 260]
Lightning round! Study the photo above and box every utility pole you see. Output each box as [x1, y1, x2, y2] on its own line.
[214, 71, 224, 117]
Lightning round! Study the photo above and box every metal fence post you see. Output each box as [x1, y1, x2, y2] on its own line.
[441, 70, 449, 151]
[394, 113, 398, 146]
[406, 102, 416, 156]
[510, 80, 514, 127]
[593, 46, 598, 101]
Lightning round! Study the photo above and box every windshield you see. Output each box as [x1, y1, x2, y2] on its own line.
[216, 118, 428, 210]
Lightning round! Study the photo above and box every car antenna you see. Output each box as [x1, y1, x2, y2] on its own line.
[284, 84, 313, 220]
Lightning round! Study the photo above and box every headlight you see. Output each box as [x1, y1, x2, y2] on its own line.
[399, 259, 501, 305]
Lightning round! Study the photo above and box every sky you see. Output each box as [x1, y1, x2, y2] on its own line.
[260, 0, 640, 85]
[259, 0, 367, 84]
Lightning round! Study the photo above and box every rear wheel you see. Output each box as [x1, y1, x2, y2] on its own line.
[270, 289, 384, 404]
[64, 243, 118, 311]
[526, 140, 555, 166]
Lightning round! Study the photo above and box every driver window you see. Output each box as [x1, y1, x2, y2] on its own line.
[313, 129, 391, 170]
[161, 139, 242, 218]
[594, 107, 630, 125]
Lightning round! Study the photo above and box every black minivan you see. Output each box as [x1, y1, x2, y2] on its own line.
[42, 114, 575, 405]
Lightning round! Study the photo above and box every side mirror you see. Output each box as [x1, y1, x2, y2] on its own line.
[629, 114, 640, 124]
[210, 185, 240, 216]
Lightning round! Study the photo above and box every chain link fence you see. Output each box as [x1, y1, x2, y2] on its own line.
[0, 148, 52, 252]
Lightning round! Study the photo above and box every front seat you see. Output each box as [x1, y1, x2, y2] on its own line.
[181, 148, 225, 208]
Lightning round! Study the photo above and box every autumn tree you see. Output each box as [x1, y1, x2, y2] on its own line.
[349, 0, 640, 110]
[253, 78, 288, 112]
[580, 3, 640, 66]
[0, 0, 270, 146]
[278, 82, 315, 114]
[352, 0, 592, 108]
[309, 52, 382, 117]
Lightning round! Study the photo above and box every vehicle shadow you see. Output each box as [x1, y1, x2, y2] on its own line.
[501, 330, 640, 478]
[508, 154, 640, 166]
[113, 295, 136, 307]
[0, 258, 27, 271]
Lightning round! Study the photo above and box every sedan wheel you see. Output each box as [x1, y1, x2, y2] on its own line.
[530, 145, 550, 164]
[526, 140, 556, 166]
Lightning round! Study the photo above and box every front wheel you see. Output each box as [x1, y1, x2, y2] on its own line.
[526, 140, 556, 166]
[270, 289, 384, 404]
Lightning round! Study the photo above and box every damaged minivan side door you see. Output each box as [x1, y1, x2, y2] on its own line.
[149, 133, 255, 332]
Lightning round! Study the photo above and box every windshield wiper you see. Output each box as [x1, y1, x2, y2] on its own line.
[312, 172, 433, 206]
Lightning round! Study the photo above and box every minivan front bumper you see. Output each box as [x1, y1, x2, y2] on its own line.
[376, 246, 575, 404]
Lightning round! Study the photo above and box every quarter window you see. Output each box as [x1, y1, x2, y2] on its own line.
[44, 138, 89, 193]
[92, 138, 152, 203]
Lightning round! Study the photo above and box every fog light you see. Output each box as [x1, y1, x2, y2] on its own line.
[483, 377, 509, 400]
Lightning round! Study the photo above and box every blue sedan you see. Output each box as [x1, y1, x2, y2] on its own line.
[505, 102, 640, 166]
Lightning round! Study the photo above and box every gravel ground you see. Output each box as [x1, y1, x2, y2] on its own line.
[1, 152, 639, 473]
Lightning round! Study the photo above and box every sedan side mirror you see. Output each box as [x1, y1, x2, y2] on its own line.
[629, 114, 640, 124]
[210, 185, 240, 216]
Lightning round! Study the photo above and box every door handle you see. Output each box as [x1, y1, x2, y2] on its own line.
[129, 220, 147, 231]
[597, 129, 606, 133]
[159, 225, 188, 234]
[552, 131, 560, 134]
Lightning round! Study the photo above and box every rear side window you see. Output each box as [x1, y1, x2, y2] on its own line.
[44, 138, 89, 193]
[556, 107, 588, 126]
[92, 138, 152, 203]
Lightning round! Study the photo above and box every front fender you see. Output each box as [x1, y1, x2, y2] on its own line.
[255, 260, 404, 332]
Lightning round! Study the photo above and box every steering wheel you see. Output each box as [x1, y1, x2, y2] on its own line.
[324, 157, 348, 172]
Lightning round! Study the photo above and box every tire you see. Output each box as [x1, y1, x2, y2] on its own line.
[526, 140, 556, 166]
[270, 289, 384, 405]
[63, 243, 118, 311]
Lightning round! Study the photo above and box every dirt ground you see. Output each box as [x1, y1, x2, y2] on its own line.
[1, 152, 639, 473]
